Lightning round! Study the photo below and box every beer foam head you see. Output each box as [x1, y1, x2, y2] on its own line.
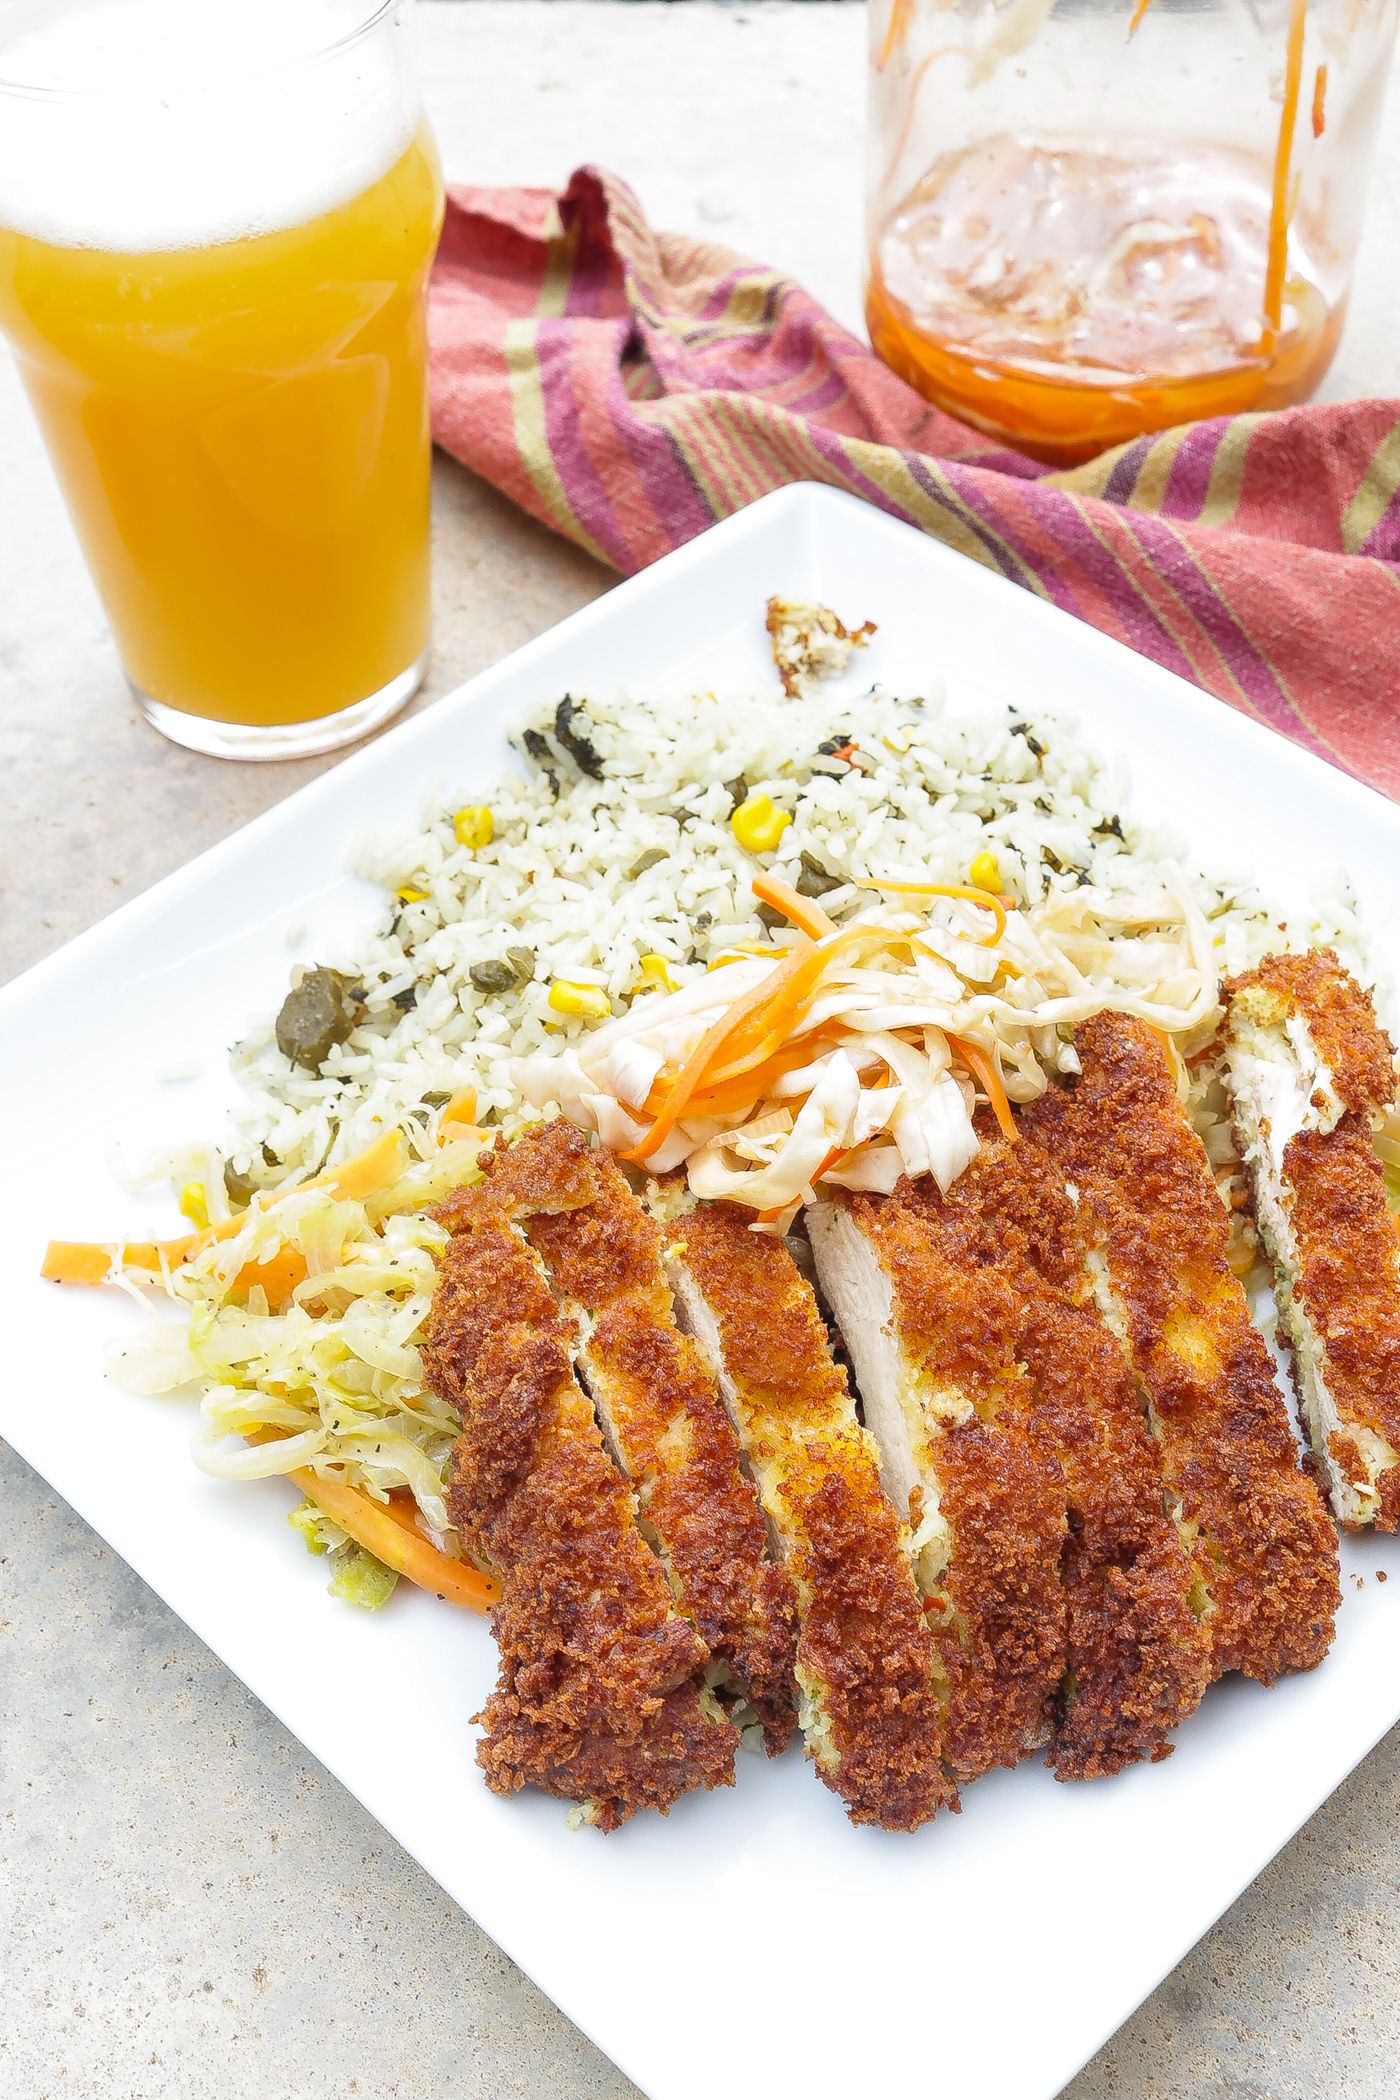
[0, 0, 420, 250]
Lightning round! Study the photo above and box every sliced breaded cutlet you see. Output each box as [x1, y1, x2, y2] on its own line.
[907, 1128, 1213, 1778]
[1224, 949, 1400, 1530]
[423, 1153, 736, 1830]
[1026, 1012, 1339, 1683]
[809, 1184, 1068, 1783]
[495, 1122, 798, 1750]
[660, 1191, 954, 1830]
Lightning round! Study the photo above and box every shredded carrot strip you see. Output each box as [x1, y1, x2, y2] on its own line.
[950, 1035, 1017, 1144]
[625, 941, 816, 1161]
[647, 1041, 823, 1120]
[437, 1086, 478, 1144]
[809, 1144, 847, 1186]
[877, 0, 914, 69]
[288, 1465, 500, 1614]
[626, 927, 878, 1163]
[40, 1132, 408, 1288]
[1311, 61, 1327, 139]
[1128, 0, 1152, 32]
[1263, 0, 1308, 338]
[856, 876, 1007, 946]
[41, 1242, 119, 1286]
[232, 1246, 308, 1308]
[752, 872, 838, 941]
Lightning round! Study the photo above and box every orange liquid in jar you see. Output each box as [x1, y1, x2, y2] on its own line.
[0, 123, 443, 727]
[867, 135, 1341, 465]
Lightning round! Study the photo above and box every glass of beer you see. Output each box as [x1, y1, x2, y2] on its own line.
[866, 0, 1398, 466]
[0, 0, 444, 758]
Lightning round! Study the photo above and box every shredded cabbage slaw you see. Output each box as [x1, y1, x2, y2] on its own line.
[81, 1131, 501, 1612]
[513, 861, 1219, 1233]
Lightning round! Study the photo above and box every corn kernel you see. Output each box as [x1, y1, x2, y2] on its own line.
[453, 806, 494, 850]
[397, 885, 429, 904]
[548, 980, 611, 1020]
[178, 1181, 210, 1229]
[731, 794, 792, 854]
[882, 727, 911, 754]
[637, 954, 677, 994]
[968, 850, 1001, 895]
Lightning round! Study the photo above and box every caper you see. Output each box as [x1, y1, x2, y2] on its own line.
[223, 1160, 260, 1211]
[797, 852, 843, 899]
[274, 966, 364, 1072]
[470, 960, 518, 994]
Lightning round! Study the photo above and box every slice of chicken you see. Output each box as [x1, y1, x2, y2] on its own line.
[1224, 948, 1400, 1529]
[896, 1129, 1213, 1778]
[480, 1120, 798, 1751]
[661, 1190, 955, 1829]
[425, 1155, 735, 1829]
[809, 1189, 1067, 1782]
[1026, 1011, 1339, 1682]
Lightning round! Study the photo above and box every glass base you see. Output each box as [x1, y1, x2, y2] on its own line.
[130, 643, 430, 760]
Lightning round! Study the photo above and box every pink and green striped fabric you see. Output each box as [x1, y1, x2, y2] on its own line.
[429, 166, 1400, 799]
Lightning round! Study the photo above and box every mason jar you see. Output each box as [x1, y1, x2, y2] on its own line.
[866, 0, 1398, 463]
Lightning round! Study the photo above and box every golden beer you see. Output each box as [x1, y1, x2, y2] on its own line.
[0, 0, 443, 755]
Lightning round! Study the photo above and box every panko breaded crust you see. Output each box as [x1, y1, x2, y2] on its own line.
[1228, 948, 1397, 1119]
[667, 1199, 954, 1830]
[910, 1131, 1212, 1779]
[1225, 950, 1400, 1529]
[852, 1187, 1069, 1782]
[1026, 1014, 1339, 1683]
[423, 1173, 735, 1830]
[509, 1125, 798, 1751]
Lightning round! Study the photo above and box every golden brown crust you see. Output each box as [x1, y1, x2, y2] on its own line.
[854, 1187, 1069, 1781]
[423, 1180, 735, 1828]
[1025, 1014, 1339, 1683]
[1284, 1125, 1400, 1529]
[1225, 949, 1400, 1530]
[514, 1126, 799, 1750]
[1225, 948, 1397, 1118]
[918, 1130, 1213, 1778]
[672, 1201, 955, 1829]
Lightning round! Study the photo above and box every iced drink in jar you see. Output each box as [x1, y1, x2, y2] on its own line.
[0, 0, 444, 757]
[865, 0, 1397, 466]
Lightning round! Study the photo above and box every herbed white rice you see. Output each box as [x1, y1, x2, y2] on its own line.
[222, 674, 1384, 1191]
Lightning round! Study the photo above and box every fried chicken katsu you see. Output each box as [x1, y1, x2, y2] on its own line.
[661, 1191, 954, 1829]
[1224, 950, 1400, 1530]
[906, 1127, 1213, 1777]
[423, 1152, 737, 1829]
[809, 1185, 1068, 1782]
[514, 1124, 798, 1748]
[1025, 1013, 1339, 1683]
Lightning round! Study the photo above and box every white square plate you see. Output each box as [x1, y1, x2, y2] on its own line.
[5, 483, 1399, 2100]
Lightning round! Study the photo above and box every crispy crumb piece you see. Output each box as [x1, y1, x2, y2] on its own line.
[766, 597, 876, 699]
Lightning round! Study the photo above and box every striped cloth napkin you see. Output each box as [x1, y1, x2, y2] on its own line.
[429, 166, 1400, 800]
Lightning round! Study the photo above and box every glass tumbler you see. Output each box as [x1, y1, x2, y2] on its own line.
[0, 0, 444, 758]
[866, 0, 1398, 464]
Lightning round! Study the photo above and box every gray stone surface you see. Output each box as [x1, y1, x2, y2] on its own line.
[5, 7, 1400, 2097]
[0, 1440, 638, 2100]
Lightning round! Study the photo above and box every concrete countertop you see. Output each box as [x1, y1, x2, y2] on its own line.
[4, 7, 1400, 2096]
